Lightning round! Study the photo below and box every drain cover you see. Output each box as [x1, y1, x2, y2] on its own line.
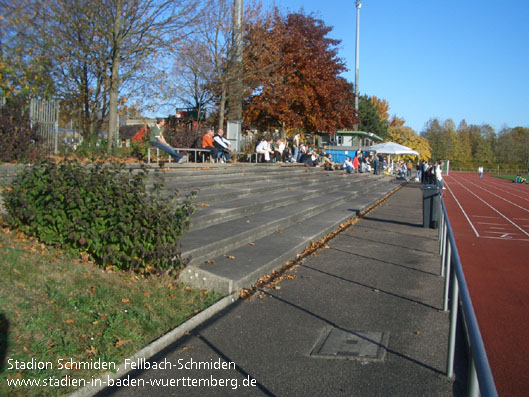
[310, 327, 389, 361]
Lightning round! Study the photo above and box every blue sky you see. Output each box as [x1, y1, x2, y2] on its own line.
[262, 0, 529, 133]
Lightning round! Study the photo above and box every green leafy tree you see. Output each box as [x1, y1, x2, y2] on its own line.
[358, 95, 388, 139]
[422, 118, 461, 162]
[495, 126, 529, 165]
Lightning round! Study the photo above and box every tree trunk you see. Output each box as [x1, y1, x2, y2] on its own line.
[107, 0, 122, 153]
[107, 56, 120, 152]
[218, 84, 227, 132]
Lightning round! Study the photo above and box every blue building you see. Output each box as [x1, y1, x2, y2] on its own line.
[317, 130, 383, 163]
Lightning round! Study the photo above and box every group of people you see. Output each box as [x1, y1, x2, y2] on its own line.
[513, 174, 527, 184]
[202, 129, 232, 163]
[150, 122, 447, 191]
[418, 160, 445, 189]
[342, 149, 378, 174]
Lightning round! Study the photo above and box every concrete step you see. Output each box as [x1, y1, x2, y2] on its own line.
[179, 177, 395, 267]
[154, 167, 328, 191]
[179, 178, 402, 293]
[189, 174, 379, 230]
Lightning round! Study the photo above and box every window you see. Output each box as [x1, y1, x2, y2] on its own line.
[330, 135, 343, 145]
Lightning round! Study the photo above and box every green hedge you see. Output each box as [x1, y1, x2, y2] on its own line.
[4, 161, 195, 272]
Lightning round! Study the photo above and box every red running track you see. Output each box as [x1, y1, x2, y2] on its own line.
[442, 172, 529, 396]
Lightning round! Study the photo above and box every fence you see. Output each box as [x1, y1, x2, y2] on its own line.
[450, 167, 529, 175]
[438, 199, 498, 397]
[30, 98, 60, 155]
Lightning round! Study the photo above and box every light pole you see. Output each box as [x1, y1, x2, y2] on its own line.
[227, 0, 243, 150]
[354, 0, 362, 125]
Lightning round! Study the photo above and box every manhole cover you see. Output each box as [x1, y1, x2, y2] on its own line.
[310, 327, 389, 361]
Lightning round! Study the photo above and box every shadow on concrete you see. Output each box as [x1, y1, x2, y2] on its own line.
[337, 233, 439, 256]
[259, 288, 445, 376]
[354, 224, 436, 240]
[355, 214, 423, 229]
[329, 247, 440, 277]
[302, 264, 441, 311]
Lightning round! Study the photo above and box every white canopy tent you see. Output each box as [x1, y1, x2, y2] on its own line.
[367, 142, 419, 175]
[368, 142, 419, 156]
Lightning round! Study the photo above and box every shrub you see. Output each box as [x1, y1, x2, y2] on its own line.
[130, 139, 148, 162]
[0, 97, 45, 162]
[164, 118, 202, 148]
[4, 161, 195, 272]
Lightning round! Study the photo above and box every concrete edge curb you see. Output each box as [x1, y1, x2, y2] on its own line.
[69, 292, 239, 397]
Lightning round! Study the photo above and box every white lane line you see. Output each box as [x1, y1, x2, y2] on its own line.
[482, 236, 529, 242]
[450, 177, 529, 238]
[444, 181, 480, 237]
[485, 231, 519, 235]
[461, 178, 529, 213]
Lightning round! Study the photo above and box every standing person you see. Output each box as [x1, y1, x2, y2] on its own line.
[421, 161, 429, 184]
[435, 162, 445, 189]
[149, 118, 186, 163]
[478, 166, 484, 179]
[213, 129, 231, 163]
[373, 151, 379, 175]
[292, 133, 301, 162]
[352, 154, 359, 172]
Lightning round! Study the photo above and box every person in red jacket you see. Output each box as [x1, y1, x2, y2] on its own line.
[352, 155, 359, 172]
[201, 129, 217, 161]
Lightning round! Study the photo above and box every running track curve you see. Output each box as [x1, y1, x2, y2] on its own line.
[442, 172, 529, 396]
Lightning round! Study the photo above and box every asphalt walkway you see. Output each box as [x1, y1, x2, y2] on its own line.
[100, 183, 466, 396]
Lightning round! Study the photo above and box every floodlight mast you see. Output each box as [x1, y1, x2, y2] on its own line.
[354, 0, 362, 119]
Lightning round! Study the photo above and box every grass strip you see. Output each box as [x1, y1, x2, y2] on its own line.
[0, 224, 222, 396]
[491, 174, 528, 183]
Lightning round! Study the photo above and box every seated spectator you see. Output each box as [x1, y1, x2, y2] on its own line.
[283, 140, 293, 162]
[149, 118, 186, 163]
[320, 152, 335, 170]
[310, 148, 320, 167]
[213, 129, 231, 163]
[514, 174, 527, 183]
[343, 157, 354, 174]
[272, 139, 286, 162]
[299, 149, 313, 167]
[256, 138, 274, 162]
[201, 129, 217, 162]
[298, 143, 307, 162]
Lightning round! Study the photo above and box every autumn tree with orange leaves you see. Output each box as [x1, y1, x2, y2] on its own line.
[243, 10, 357, 136]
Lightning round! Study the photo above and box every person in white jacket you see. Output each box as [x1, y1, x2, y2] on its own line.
[435, 162, 445, 190]
[256, 138, 274, 162]
[343, 157, 354, 174]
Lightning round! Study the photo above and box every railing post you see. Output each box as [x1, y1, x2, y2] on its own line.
[443, 242, 452, 312]
[440, 221, 447, 276]
[468, 357, 480, 397]
[446, 266, 459, 378]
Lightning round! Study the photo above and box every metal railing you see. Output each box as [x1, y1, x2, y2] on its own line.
[438, 199, 498, 397]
